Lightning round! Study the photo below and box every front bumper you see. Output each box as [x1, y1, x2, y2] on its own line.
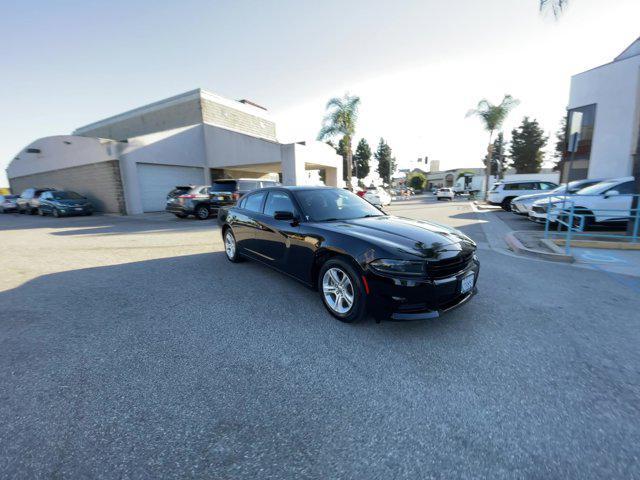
[511, 202, 530, 215]
[365, 260, 480, 321]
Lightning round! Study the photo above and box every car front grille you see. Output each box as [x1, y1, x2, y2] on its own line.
[426, 251, 474, 280]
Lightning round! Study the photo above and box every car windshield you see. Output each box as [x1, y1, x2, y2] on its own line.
[52, 191, 84, 200]
[575, 181, 619, 195]
[294, 188, 384, 222]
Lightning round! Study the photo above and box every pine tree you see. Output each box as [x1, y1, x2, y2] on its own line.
[552, 116, 567, 172]
[490, 132, 508, 177]
[509, 117, 548, 174]
[375, 138, 396, 185]
[353, 139, 371, 180]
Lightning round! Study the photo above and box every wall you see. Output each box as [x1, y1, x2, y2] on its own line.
[9, 160, 125, 213]
[203, 124, 282, 168]
[201, 97, 276, 141]
[119, 125, 209, 214]
[569, 54, 640, 179]
[75, 97, 203, 140]
[6, 136, 116, 178]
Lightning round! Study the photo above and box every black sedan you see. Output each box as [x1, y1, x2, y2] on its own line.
[37, 190, 94, 217]
[221, 186, 479, 322]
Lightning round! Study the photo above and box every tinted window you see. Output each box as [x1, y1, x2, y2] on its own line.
[538, 182, 556, 190]
[264, 191, 295, 217]
[294, 188, 383, 222]
[244, 191, 267, 212]
[51, 191, 84, 200]
[238, 180, 259, 191]
[505, 183, 535, 190]
[40, 192, 51, 200]
[614, 181, 635, 195]
[211, 181, 237, 192]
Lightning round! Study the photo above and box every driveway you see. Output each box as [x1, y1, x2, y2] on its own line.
[1, 205, 639, 479]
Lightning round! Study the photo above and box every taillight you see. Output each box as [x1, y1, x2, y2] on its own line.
[232, 192, 240, 200]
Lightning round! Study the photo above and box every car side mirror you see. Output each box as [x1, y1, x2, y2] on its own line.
[605, 190, 620, 198]
[274, 211, 295, 221]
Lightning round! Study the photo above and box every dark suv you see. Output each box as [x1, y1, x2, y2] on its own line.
[165, 179, 280, 220]
[16, 187, 56, 214]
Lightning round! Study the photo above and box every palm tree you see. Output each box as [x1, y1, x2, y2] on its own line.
[317, 94, 361, 189]
[539, 0, 568, 18]
[466, 95, 520, 198]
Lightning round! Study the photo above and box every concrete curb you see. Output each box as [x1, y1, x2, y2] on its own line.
[505, 231, 575, 263]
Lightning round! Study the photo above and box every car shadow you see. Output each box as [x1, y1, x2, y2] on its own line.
[0, 211, 219, 235]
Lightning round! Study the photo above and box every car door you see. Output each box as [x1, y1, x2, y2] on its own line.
[598, 181, 634, 223]
[233, 190, 267, 256]
[38, 191, 53, 213]
[254, 190, 301, 270]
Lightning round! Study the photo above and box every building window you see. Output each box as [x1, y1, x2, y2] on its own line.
[562, 104, 596, 182]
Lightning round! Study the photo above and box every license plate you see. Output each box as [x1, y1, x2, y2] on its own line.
[74, 207, 83, 211]
[460, 273, 475, 294]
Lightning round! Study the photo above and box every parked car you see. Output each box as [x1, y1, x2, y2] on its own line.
[363, 188, 392, 206]
[0, 194, 19, 213]
[166, 179, 280, 220]
[487, 180, 559, 211]
[37, 190, 94, 217]
[222, 186, 479, 322]
[529, 176, 635, 228]
[510, 178, 603, 215]
[436, 188, 455, 201]
[16, 187, 56, 214]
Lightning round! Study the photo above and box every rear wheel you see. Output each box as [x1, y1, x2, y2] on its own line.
[53, 208, 60, 218]
[195, 205, 210, 220]
[38, 208, 44, 216]
[319, 259, 367, 323]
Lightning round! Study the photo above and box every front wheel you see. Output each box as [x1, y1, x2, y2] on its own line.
[319, 259, 367, 323]
[53, 208, 60, 218]
[501, 198, 513, 211]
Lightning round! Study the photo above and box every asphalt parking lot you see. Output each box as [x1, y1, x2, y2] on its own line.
[2, 200, 640, 479]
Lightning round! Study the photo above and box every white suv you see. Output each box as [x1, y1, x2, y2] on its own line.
[487, 180, 558, 210]
[529, 176, 635, 227]
[436, 188, 455, 201]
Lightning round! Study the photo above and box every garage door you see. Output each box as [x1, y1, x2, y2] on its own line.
[137, 164, 205, 212]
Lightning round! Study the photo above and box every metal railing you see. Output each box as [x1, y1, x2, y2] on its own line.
[542, 194, 640, 255]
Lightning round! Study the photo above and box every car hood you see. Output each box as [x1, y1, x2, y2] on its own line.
[316, 215, 475, 259]
[513, 192, 559, 203]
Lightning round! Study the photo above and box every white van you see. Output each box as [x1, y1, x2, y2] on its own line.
[487, 180, 558, 210]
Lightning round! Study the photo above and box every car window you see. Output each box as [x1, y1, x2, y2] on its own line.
[211, 181, 237, 192]
[294, 188, 383, 222]
[538, 182, 555, 190]
[51, 191, 84, 200]
[238, 180, 259, 191]
[577, 180, 619, 195]
[21, 189, 34, 198]
[243, 191, 267, 213]
[613, 181, 635, 194]
[40, 192, 51, 200]
[264, 191, 296, 217]
[259, 181, 278, 188]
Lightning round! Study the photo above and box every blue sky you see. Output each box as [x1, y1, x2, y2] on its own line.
[1, 0, 639, 186]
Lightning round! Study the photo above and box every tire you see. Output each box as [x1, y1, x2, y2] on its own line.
[195, 205, 210, 220]
[501, 197, 514, 211]
[53, 208, 60, 218]
[85, 211, 93, 216]
[572, 208, 593, 231]
[318, 258, 367, 323]
[223, 228, 242, 263]
[38, 208, 44, 216]
[174, 213, 188, 219]
[28, 207, 36, 215]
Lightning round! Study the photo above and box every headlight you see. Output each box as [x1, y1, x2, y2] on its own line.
[369, 259, 424, 277]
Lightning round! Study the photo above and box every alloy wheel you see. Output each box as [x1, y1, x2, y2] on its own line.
[322, 267, 355, 314]
[225, 231, 236, 259]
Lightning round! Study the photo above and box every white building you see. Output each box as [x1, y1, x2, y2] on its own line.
[562, 37, 640, 182]
[6, 89, 343, 214]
